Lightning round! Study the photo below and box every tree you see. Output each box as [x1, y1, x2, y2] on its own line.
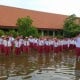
[0, 29, 4, 36]
[63, 14, 80, 37]
[16, 16, 39, 37]
[6, 30, 19, 38]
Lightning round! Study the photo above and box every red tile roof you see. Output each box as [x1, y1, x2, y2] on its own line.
[0, 5, 68, 29]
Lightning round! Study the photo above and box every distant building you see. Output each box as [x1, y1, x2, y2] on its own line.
[0, 5, 68, 36]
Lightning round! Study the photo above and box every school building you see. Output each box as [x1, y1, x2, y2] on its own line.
[0, 5, 78, 36]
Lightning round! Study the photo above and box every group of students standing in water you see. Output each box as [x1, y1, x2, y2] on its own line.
[0, 34, 80, 59]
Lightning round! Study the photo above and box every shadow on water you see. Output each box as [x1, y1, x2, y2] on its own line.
[0, 51, 80, 80]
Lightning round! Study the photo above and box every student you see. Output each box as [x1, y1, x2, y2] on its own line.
[75, 34, 80, 61]
[33, 37, 38, 50]
[37, 37, 44, 54]
[14, 37, 22, 55]
[8, 34, 14, 52]
[23, 37, 30, 54]
[0, 36, 3, 54]
[0, 35, 5, 54]
[63, 38, 68, 51]
[28, 36, 34, 50]
[69, 38, 76, 50]
[3, 37, 12, 56]
[19, 35, 24, 53]
[53, 39, 59, 54]
[44, 38, 50, 54]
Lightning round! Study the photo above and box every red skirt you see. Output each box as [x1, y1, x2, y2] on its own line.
[44, 45, 50, 53]
[0, 45, 4, 53]
[30, 43, 33, 49]
[75, 47, 80, 57]
[4, 47, 11, 56]
[23, 46, 29, 53]
[58, 46, 63, 52]
[15, 47, 21, 55]
[38, 46, 44, 54]
[20, 44, 24, 52]
[69, 44, 73, 50]
[63, 45, 68, 50]
[50, 45, 54, 51]
[33, 43, 38, 50]
[54, 47, 59, 53]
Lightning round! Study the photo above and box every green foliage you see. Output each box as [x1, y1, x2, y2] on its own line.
[6, 30, 19, 38]
[56, 35, 64, 39]
[16, 16, 39, 37]
[27, 26, 39, 37]
[0, 29, 4, 36]
[63, 14, 80, 37]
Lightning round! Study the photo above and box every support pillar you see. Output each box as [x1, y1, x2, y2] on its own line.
[53, 31, 55, 37]
[41, 30, 44, 36]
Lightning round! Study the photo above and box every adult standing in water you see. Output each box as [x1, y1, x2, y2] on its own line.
[75, 34, 80, 61]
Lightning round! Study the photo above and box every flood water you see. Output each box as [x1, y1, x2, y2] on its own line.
[0, 51, 80, 80]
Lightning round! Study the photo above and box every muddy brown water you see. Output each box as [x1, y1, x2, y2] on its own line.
[0, 51, 80, 80]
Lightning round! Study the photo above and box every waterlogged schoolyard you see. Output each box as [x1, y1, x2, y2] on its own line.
[0, 51, 80, 80]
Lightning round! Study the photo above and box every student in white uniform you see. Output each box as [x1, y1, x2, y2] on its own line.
[53, 39, 59, 54]
[3, 37, 12, 56]
[19, 35, 24, 53]
[0, 36, 3, 54]
[23, 37, 30, 54]
[75, 34, 80, 60]
[33, 38, 38, 50]
[37, 37, 44, 54]
[14, 37, 22, 55]
[44, 38, 50, 54]
[8, 35, 14, 53]
[28, 36, 34, 50]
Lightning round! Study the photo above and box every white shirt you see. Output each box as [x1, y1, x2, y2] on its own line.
[33, 39, 38, 44]
[19, 39, 24, 45]
[9, 37, 14, 42]
[28, 38, 34, 43]
[0, 38, 3, 45]
[49, 40, 54, 45]
[45, 40, 50, 46]
[14, 40, 22, 48]
[75, 37, 80, 47]
[3, 40, 12, 47]
[23, 40, 30, 46]
[38, 40, 44, 46]
[54, 41, 58, 47]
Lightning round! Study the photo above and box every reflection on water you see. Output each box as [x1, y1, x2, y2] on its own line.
[0, 51, 80, 80]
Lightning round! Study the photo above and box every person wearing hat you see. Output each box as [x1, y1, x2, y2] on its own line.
[37, 37, 44, 54]
[14, 36, 22, 55]
[28, 35, 34, 52]
[3, 37, 12, 56]
[23, 37, 30, 54]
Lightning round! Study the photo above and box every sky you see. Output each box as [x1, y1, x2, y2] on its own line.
[0, 0, 80, 17]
